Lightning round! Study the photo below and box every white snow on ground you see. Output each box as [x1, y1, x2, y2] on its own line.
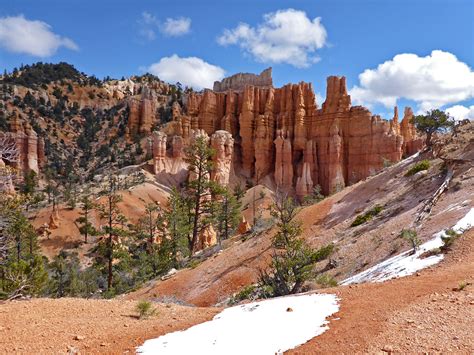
[342, 208, 474, 285]
[137, 293, 339, 355]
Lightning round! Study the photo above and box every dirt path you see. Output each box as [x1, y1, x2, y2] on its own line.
[0, 298, 218, 354]
[289, 229, 474, 354]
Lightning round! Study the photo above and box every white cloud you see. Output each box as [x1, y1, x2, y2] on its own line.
[349, 50, 474, 112]
[139, 13, 191, 40]
[217, 8, 327, 68]
[139, 12, 159, 40]
[161, 17, 191, 37]
[445, 104, 474, 121]
[0, 15, 78, 57]
[147, 55, 225, 89]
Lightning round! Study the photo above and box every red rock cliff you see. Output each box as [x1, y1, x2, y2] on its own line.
[4, 114, 45, 177]
[163, 75, 423, 197]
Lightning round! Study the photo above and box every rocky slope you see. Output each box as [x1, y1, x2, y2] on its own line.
[2, 191, 473, 354]
[127, 121, 473, 306]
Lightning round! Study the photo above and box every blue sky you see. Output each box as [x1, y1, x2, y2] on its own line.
[1, 0, 473, 119]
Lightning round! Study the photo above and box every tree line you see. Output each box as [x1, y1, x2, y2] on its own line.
[0, 135, 242, 299]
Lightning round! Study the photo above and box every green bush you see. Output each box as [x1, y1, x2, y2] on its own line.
[351, 205, 383, 227]
[135, 300, 156, 319]
[229, 284, 257, 305]
[315, 274, 338, 288]
[400, 229, 421, 253]
[405, 160, 430, 177]
[440, 228, 462, 252]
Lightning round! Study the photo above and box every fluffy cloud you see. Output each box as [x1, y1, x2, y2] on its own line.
[161, 17, 191, 37]
[147, 55, 225, 89]
[0, 15, 78, 57]
[445, 104, 474, 121]
[139, 12, 191, 40]
[218, 8, 327, 68]
[349, 50, 474, 111]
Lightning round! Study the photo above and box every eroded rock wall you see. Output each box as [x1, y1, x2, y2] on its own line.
[4, 115, 45, 177]
[213, 67, 273, 92]
[159, 75, 423, 197]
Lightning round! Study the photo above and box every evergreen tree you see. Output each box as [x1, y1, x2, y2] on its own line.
[216, 190, 242, 243]
[258, 195, 334, 297]
[0, 195, 48, 299]
[163, 188, 192, 267]
[95, 176, 127, 291]
[413, 109, 454, 146]
[183, 135, 221, 253]
[75, 194, 97, 243]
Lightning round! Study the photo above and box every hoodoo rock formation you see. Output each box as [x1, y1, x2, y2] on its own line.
[210, 130, 234, 186]
[3, 114, 45, 177]
[126, 84, 171, 139]
[159, 72, 423, 197]
[126, 91, 156, 138]
[400, 107, 424, 156]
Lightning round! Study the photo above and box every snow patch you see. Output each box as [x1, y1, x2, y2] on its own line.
[137, 293, 339, 355]
[342, 208, 473, 285]
[440, 199, 471, 214]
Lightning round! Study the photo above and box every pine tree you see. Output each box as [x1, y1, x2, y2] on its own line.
[75, 194, 97, 243]
[164, 188, 192, 267]
[216, 190, 242, 243]
[0, 195, 48, 299]
[259, 194, 334, 297]
[95, 176, 127, 291]
[413, 109, 454, 147]
[183, 135, 221, 253]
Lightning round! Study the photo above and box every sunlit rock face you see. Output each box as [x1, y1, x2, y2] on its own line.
[3, 114, 44, 177]
[160, 72, 423, 197]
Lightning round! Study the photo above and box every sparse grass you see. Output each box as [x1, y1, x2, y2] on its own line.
[228, 284, 257, 305]
[457, 281, 468, 291]
[187, 258, 203, 269]
[440, 228, 463, 252]
[405, 160, 430, 177]
[351, 205, 383, 227]
[315, 274, 338, 288]
[382, 157, 394, 168]
[135, 300, 156, 319]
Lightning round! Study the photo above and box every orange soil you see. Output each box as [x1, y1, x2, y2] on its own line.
[0, 298, 218, 354]
[2, 230, 472, 354]
[290, 229, 474, 354]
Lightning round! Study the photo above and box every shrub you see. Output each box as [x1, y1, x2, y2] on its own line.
[315, 274, 338, 288]
[382, 157, 395, 168]
[302, 185, 325, 206]
[457, 281, 468, 291]
[351, 205, 383, 227]
[400, 229, 421, 254]
[229, 284, 257, 305]
[135, 300, 156, 319]
[405, 160, 430, 177]
[258, 195, 334, 297]
[440, 228, 462, 252]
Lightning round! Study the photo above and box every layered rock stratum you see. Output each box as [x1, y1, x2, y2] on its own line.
[160, 73, 423, 197]
[213, 67, 273, 92]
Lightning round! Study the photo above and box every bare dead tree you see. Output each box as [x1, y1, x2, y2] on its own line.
[0, 135, 19, 267]
[0, 134, 19, 192]
[0, 134, 19, 163]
